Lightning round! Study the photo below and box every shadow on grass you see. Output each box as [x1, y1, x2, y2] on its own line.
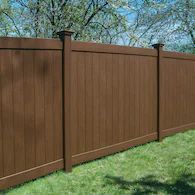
[105, 173, 195, 195]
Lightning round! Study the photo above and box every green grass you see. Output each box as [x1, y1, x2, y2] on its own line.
[1, 130, 195, 195]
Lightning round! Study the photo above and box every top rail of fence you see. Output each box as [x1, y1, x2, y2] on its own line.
[163, 51, 195, 61]
[0, 37, 62, 50]
[72, 41, 158, 57]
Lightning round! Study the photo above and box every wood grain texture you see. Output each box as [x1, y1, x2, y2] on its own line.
[23, 51, 36, 169]
[53, 51, 63, 160]
[0, 37, 62, 50]
[70, 52, 78, 155]
[99, 54, 107, 147]
[1, 50, 15, 176]
[13, 51, 25, 172]
[1, 38, 195, 190]
[0, 51, 3, 177]
[0, 48, 63, 189]
[160, 57, 195, 133]
[112, 54, 119, 144]
[85, 53, 93, 151]
[92, 53, 100, 149]
[77, 52, 86, 153]
[70, 46, 157, 156]
[44, 51, 54, 163]
[106, 54, 113, 146]
[34, 51, 46, 166]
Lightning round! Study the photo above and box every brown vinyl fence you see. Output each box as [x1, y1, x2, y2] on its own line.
[70, 41, 158, 164]
[0, 31, 195, 189]
[160, 51, 195, 137]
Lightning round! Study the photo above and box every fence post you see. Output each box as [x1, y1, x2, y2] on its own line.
[57, 30, 74, 172]
[152, 43, 164, 142]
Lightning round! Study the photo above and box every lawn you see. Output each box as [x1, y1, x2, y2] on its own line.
[1, 130, 195, 195]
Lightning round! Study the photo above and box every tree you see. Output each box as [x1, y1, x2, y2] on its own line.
[0, 0, 194, 53]
[0, 0, 21, 36]
[0, 0, 129, 43]
[127, 0, 195, 52]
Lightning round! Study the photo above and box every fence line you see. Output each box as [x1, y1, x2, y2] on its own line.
[0, 30, 194, 189]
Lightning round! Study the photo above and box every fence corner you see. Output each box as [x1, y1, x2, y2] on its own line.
[57, 30, 74, 172]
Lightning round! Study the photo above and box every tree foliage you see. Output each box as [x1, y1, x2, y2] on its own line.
[0, 0, 194, 53]
[127, 0, 195, 52]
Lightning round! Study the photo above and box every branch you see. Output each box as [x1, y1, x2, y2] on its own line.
[2, 11, 21, 36]
[74, 2, 108, 39]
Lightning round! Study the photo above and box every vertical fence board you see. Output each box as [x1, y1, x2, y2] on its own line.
[34, 51, 46, 166]
[149, 57, 158, 134]
[112, 54, 119, 144]
[23, 51, 36, 169]
[71, 52, 78, 155]
[85, 53, 93, 151]
[138, 57, 144, 137]
[44, 51, 54, 163]
[189, 64, 195, 122]
[77, 52, 86, 153]
[139, 56, 151, 137]
[0, 52, 3, 177]
[124, 55, 130, 140]
[118, 54, 125, 142]
[128, 56, 136, 139]
[99, 54, 107, 147]
[13, 51, 25, 172]
[1, 50, 15, 176]
[53, 51, 63, 160]
[134, 56, 140, 139]
[106, 54, 113, 146]
[92, 53, 100, 149]
[138, 57, 144, 136]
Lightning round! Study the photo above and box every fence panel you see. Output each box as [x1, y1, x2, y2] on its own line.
[70, 41, 158, 164]
[0, 38, 64, 189]
[160, 51, 195, 137]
